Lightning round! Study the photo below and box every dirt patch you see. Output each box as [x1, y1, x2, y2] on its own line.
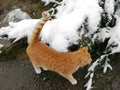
[93, 61, 120, 90]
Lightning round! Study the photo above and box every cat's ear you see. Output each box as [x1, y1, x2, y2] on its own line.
[82, 46, 88, 51]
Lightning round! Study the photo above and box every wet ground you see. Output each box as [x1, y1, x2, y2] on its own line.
[0, 59, 87, 90]
[0, 42, 120, 90]
[93, 61, 120, 90]
[0, 59, 120, 90]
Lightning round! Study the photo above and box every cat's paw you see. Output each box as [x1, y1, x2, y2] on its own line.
[43, 67, 48, 71]
[67, 75, 78, 85]
[71, 79, 77, 85]
[34, 68, 41, 74]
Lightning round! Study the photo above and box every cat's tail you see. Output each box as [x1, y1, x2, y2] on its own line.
[29, 12, 50, 44]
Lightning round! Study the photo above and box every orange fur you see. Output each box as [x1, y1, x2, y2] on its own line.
[26, 12, 92, 85]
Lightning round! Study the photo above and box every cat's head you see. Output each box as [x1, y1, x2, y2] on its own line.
[79, 46, 92, 67]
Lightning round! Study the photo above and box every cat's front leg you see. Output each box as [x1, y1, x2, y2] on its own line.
[65, 74, 77, 85]
[33, 66, 41, 74]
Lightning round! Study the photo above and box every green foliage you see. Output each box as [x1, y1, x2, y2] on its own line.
[31, 12, 42, 19]
[30, 2, 43, 19]
[67, 44, 80, 52]
[90, 38, 110, 60]
[100, 12, 116, 28]
[34, 2, 41, 9]
[30, 2, 57, 19]
[0, 37, 28, 61]
[45, 72, 57, 80]
[67, 18, 90, 52]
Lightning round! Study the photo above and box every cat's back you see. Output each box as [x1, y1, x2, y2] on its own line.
[27, 42, 68, 61]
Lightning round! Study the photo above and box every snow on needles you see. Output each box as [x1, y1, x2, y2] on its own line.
[1, 0, 120, 53]
[41, 0, 102, 52]
[0, 0, 120, 56]
[41, 0, 60, 5]
[105, 0, 115, 17]
[108, 16, 120, 53]
[0, 0, 103, 52]
[95, 15, 120, 54]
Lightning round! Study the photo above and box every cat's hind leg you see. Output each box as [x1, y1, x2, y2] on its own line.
[65, 74, 77, 85]
[42, 67, 48, 71]
[31, 60, 42, 74]
[33, 66, 41, 74]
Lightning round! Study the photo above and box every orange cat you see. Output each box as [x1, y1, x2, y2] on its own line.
[26, 12, 92, 85]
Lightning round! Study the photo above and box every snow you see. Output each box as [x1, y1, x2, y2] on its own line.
[0, 0, 103, 52]
[95, 28, 110, 42]
[95, 16, 120, 54]
[41, 0, 102, 52]
[105, 0, 115, 14]
[55, 0, 102, 35]
[103, 58, 112, 74]
[0, 8, 33, 43]
[115, 8, 120, 17]
[0, 19, 40, 43]
[0, 44, 3, 53]
[105, 0, 114, 19]
[108, 16, 120, 53]
[84, 73, 94, 90]
[41, 0, 60, 5]
[0, 44, 3, 48]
